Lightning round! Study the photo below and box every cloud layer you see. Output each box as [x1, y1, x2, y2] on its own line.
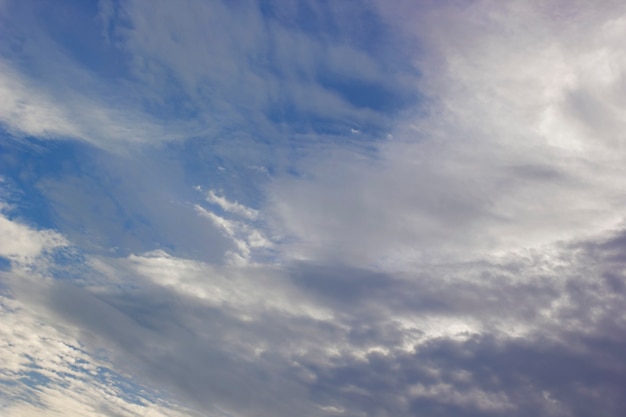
[1, 1, 626, 417]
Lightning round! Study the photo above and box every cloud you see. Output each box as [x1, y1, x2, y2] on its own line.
[0, 1, 202, 151]
[2, 161, 626, 417]
[0, 51, 178, 151]
[0, 215, 66, 264]
[194, 187, 273, 264]
[103, 0, 416, 140]
[266, 0, 626, 268]
[2, 1, 626, 416]
[1, 0, 418, 153]
[204, 189, 259, 220]
[0, 203, 68, 266]
[0, 212, 193, 416]
[2, 221, 622, 417]
[0, 63, 83, 141]
[0, 292, 194, 417]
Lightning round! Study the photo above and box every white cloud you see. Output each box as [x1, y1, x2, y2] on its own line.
[0, 63, 83, 140]
[107, 0, 408, 139]
[266, 0, 626, 269]
[408, 383, 514, 413]
[205, 189, 259, 220]
[0, 293, 193, 417]
[0, 208, 191, 416]
[194, 204, 271, 264]
[0, 57, 184, 151]
[0, 208, 67, 265]
[124, 250, 332, 321]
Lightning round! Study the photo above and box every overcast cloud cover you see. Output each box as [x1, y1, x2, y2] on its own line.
[1, 0, 626, 416]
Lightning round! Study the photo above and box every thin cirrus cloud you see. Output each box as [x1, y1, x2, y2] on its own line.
[1, 1, 626, 417]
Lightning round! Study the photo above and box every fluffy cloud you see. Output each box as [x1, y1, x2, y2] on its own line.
[0, 213, 67, 265]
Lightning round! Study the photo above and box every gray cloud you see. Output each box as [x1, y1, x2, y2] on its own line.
[4, 222, 623, 416]
[265, 0, 626, 269]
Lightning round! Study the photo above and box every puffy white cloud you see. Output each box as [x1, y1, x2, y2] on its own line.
[0, 206, 67, 265]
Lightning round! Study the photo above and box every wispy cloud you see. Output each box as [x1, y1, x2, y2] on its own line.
[267, 0, 626, 268]
[204, 189, 259, 220]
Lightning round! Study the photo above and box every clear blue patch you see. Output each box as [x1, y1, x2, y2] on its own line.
[0, 256, 10, 272]
[19, 370, 52, 388]
[0, 132, 91, 230]
[317, 72, 417, 114]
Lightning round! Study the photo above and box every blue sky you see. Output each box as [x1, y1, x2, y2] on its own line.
[2, 1, 626, 416]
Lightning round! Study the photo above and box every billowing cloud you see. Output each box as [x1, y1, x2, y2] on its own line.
[5, 219, 626, 417]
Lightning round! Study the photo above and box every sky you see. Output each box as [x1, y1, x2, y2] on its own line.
[1, 0, 626, 416]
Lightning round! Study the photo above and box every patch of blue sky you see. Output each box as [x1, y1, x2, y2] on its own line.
[169, 137, 273, 203]
[0, 257, 10, 272]
[0, 378, 18, 389]
[0, 133, 87, 231]
[0, 145, 147, 258]
[316, 70, 417, 114]
[0, 127, 256, 234]
[17, 146, 179, 256]
[46, 245, 84, 266]
[127, 0, 418, 144]
[91, 365, 160, 407]
[9, 356, 167, 410]
[18, 370, 52, 388]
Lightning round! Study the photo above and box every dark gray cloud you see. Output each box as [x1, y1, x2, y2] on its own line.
[6, 224, 623, 417]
